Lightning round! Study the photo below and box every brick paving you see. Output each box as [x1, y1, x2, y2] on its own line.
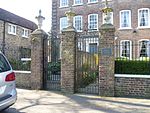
[3, 88, 150, 113]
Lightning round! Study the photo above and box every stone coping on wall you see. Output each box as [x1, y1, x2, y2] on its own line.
[14, 70, 31, 74]
[115, 74, 150, 78]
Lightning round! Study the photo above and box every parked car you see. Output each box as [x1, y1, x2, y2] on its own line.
[0, 52, 17, 111]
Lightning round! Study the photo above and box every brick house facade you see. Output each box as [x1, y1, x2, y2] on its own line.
[0, 8, 37, 60]
[52, 0, 150, 59]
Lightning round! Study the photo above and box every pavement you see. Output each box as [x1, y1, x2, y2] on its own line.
[2, 88, 150, 113]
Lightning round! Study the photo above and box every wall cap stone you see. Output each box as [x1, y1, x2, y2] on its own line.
[115, 74, 150, 78]
[14, 70, 31, 74]
[31, 29, 48, 35]
[99, 24, 115, 31]
[62, 27, 76, 32]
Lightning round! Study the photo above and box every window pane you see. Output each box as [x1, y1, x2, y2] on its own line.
[89, 0, 98, 3]
[88, 14, 98, 31]
[120, 10, 130, 28]
[0, 54, 11, 72]
[75, 0, 82, 4]
[60, 0, 68, 7]
[139, 40, 148, 57]
[8, 25, 11, 33]
[13, 26, 16, 33]
[121, 41, 131, 58]
[139, 9, 149, 27]
[74, 16, 82, 31]
[8, 24, 16, 34]
[60, 17, 68, 31]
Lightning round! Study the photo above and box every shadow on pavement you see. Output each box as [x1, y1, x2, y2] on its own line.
[69, 94, 150, 107]
[14, 89, 150, 113]
[1, 108, 25, 113]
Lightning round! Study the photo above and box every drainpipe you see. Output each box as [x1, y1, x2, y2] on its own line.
[2, 21, 6, 54]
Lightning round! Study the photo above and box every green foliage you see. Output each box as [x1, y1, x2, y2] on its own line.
[9, 59, 31, 71]
[81, 71, 98, 88]
[48, 61, 61, 75]
[115, 60, 150, 75]
[79, 63, 98, 88]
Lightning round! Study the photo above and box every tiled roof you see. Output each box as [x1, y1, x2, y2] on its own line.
[0, 8, 38, 30]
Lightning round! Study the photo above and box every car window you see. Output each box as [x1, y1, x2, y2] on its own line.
[0, 54, 11, 72]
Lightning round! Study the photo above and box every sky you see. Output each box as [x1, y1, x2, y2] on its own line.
[0, 0, 52, 32]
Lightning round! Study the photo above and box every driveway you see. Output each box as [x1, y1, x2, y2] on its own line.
[3, 88, 150, 113]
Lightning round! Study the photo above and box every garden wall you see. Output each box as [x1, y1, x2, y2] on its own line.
[14, 70, 150, 98]
[115, 75, 150, 98]
[15, 71, 31, 89]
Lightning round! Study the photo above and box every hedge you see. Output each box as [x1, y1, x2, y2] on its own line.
[9, 59, 31, 71]
[115, 60, 150, 75]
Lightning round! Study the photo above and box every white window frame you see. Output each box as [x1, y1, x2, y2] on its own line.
[8, 23, 16, 35]
[138, 39, 150, 58]
[120, 40, 132, 59]
[22, 28, 29, 38]
[88, 14, 98, 31]
[88, 0, 98, 4]
[60, 0, 68, 8]
[73, 0, 83, 5]
[120, 10, 131, 29]
[60, 17, 68, 32]
[103, 12, 113, 24]
[73, 15, 83, 32]
[138, 8, 150, 28]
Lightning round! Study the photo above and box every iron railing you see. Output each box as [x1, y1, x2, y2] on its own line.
[115, 44, 150, 75]
[76, 34, 99, 94]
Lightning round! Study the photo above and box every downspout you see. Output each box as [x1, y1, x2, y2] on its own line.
[2, 21, 6, 54]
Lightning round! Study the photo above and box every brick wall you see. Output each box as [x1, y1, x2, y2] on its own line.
[114, 0, 150, 50]
[4, 22, 32, 48]
[0, 20, 32, 60]
[52, 0, 150, 42]
[15, 71, 31, 89]
[0, 21, 32, 48]
[0, 20, 4, 48]
[115, 76, 150, 98]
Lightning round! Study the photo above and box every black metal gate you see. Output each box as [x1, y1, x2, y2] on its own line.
[76, 32, 99, 95]
[45, 33, 61, 91]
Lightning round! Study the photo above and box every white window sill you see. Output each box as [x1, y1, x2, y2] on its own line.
[119, 27, 132, 30]
[8, 32, 16, 36]
[87, 2, 98, 4]
[14, 70, 31, 74]
[72, 4, 83, 7]
[115, 74, 150, 78]
[137, 26, 150, 29]
[59, 6, 69, 8]
[88, 29, 98, 32]
[22, 36, 29, 38]
[21, 58, 31, 61]
[76, 30, 83, 32]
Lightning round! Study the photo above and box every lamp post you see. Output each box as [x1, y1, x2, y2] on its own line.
[101, 0, 113, 24]
[35, 10, 45, 29]
[65, 8, 76, 28]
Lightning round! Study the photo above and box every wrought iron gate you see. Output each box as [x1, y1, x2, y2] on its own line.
[76, 32, 99, 94]
[45, 33, 61, 91]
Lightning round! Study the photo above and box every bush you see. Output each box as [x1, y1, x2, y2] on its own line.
[81, 70, 98, 88]
[115, 60, 150, 75]
[48, 61, 61, 75]
[9, 59, 31, 71]
[78, 63, 99, 88]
